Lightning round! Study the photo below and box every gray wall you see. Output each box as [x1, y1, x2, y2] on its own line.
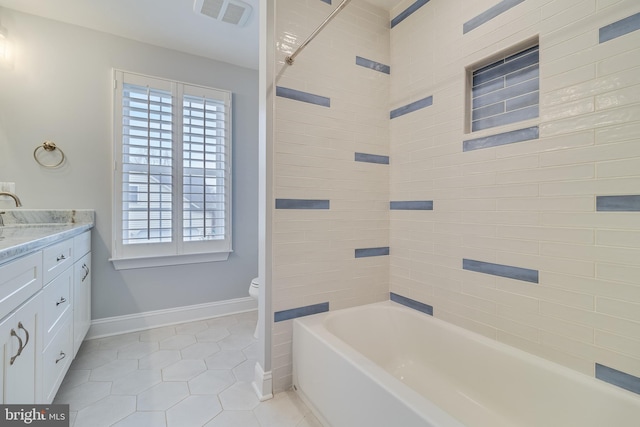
[0, 9, 258, 319]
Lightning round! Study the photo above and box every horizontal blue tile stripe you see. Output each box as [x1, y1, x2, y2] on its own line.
[356, 56, 391, 74]
[275, 199, 330, 209]
[355, 152, 390, 164]
[463, 258, 539, 283]
[596, 363, 640, 395]
[274, 302, 329, 322]
[599, 12, 640, 43]
[391, 0, 430, 28]
[390, 201, 433, 210]
[390, 96, 433, 119]
[463, 0, 526, 33]
[390, 292, 433, 316]
[355, 247, 389, 258]
[596, 195, 640, 212]
[320, 0, 331, 4]
[472, 105, 538, 131]
[463, 126, 539, 152]
[276, 86, 330, 107]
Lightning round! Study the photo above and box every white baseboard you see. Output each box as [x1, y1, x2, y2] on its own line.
[252, 362, 274, 401]
[86, 297, 258, 339]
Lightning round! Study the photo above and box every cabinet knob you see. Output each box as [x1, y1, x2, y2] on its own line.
[18, 322, 30, 350]
[56, 254, 66, 262]
[55, 351, 66, 364]
[56, 297, 67, 306]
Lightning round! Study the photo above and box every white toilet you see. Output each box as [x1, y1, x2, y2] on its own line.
[249, 277, 259, 338]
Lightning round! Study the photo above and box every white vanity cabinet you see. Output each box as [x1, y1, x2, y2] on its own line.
[0, 252, 43, 404]
[0, 226, 92, 404]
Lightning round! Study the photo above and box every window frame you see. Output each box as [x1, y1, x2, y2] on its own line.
[111, 70, 233, 270]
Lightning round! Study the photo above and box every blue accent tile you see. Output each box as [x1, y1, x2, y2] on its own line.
[596, 363, 640, 395]
[506, 91, 539, 111]
[472, 105, 538, 131]
[355, 152, 390, 164]
[472, 102, 505, 121]
[320, 0, 331, 4]
[276, 86, 330, 107]
[463, 258, 539, 283]
[390, 292, 433, 316]
[355, 247, 389, 258]
[274, 302, 330, 322]
[473, 48, 539, 86]
[599, 12, 640, 43]
[463, 0, 526, 34]
[596, 195, 640, 212]
[391, 0, 430, 28]
[275, 199, 330, 209]
[356, 56, 391, 74]
[463, 126, 539, 152]
[390, 201, 433, 210]
[473, 78, 539, 109]
[390, 96, 433, 119]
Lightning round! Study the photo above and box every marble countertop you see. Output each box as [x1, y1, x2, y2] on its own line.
[0, 209, 95, 265]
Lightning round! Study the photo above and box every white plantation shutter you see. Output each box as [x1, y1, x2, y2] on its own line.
[122, 83, 174, 244]
[182, 93, 229, 242]
[112, 70, 232, 268]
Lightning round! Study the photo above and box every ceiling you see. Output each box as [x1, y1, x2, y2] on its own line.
[0, 0, 400, 71]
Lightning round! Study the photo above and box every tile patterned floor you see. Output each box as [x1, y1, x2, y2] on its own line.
[54, 311, 322, 427]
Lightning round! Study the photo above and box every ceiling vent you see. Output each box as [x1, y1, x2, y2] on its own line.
[194, 0, 253, 26]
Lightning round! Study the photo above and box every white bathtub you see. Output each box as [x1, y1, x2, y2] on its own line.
[292, 300, 640, 427]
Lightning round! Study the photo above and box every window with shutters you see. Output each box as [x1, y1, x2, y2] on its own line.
[111, 70, 232, 270]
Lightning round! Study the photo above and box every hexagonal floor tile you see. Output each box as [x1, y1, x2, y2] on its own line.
[73, 395, 136, 427]
[162, 359, 207, 381]
[136, 382, 189, 411]
[181, 342, 221, 360]
[160, 334, 197, 350]
[112, 411, 167, 427]
[232, 359, 256, 383]
[53, 381, 111, 412]
[166, 395, 222, 427]
[97, 332, 140, 350]
[218, 382, 260, 410]
[89, 359, 138, 382]
[253, 391, 310, 427]
[204, 410, 261, 427]
[188, 370, 235, 395]
[175, 320, 209, 335]
[139, 350, 181, 370]
[195, 326, 230, 343]
[111, 369, 162, 395]
[205, 350, 246, 370]
[117, 341, 159, 359]
[139, 325, 176, 342]
[218, 333, 255, 351]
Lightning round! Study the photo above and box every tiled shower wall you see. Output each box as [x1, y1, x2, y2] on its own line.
[389, 0, 640, 387]
[272, 0, 391, 391]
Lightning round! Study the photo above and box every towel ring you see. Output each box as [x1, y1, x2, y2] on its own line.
[33, 141, 65, 168]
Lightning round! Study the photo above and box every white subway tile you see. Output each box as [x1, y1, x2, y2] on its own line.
[543, 271, 640, 303]
[595, 330, 640, 359]
[596, 297, 640, 322]
[540, 301, 640, 337]
[497, 225, 595, 244]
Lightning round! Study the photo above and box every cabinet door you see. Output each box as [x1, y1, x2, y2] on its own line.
[73, 252, 91, 356]
[2, 293, 41, 404]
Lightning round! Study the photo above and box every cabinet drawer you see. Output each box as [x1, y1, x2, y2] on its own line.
[43, 240, 73, 283]
[73, 231, 91, 260]
[42, 268, 72, 348]
[0, 252, 42, 320]
[42, 317, 73, 403]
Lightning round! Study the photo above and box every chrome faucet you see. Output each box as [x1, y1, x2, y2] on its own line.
[0, 192, 22, 207]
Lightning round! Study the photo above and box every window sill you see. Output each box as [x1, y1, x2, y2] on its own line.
[110, 251, 231, 270]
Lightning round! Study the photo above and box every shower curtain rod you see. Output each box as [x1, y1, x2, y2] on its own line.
[285, 0, 353, 65]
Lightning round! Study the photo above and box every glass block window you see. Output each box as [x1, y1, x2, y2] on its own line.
[471, 45, 539, 132]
